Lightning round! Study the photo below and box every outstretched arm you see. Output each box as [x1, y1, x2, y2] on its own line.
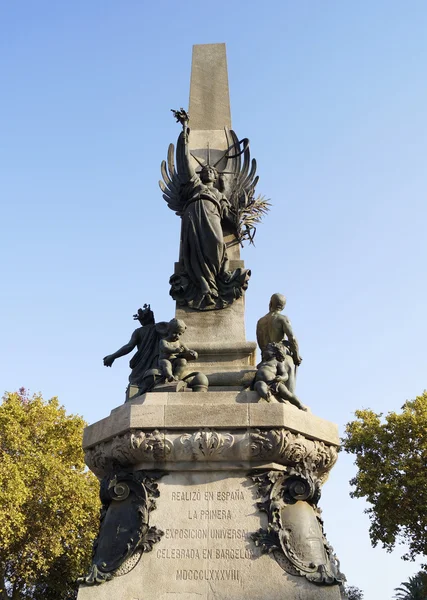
[103, 330, 139, 367]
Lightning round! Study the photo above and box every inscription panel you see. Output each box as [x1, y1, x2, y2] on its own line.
[154, 473, 256, 589]
[78, 472, 341, 600]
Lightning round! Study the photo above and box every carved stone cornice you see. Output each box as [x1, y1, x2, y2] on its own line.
[85, 427, 338, 478]
[248, 429, 337, 481]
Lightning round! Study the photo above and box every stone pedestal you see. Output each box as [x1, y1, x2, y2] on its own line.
[78, 392, 343, 599]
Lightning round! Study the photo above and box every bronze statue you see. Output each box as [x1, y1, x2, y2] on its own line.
[256, 293, 302, 401]
[254, 342, 307, 410]
[104, 309, 205, 395]
[103, 305, 168, 394]
[160, 109, 268, 311]
[158, 318, 198, 382]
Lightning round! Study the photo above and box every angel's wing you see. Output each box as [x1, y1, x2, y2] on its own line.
[220, 130, 269, 245]
[221, 129, 259, 209]
[159, 131, 193, 216]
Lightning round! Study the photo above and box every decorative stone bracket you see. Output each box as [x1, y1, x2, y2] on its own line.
[250, 470, 344, 586]
[78, 470, 164, 585]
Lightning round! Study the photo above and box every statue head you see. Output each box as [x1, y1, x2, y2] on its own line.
[133, 304, 155, 326]
[167, 318, 187, 341]
[264, 342, 288, 362]
[269, 293, 286, 312]
[200, 165, 218, 184]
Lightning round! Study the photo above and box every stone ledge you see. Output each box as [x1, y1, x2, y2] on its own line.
[190, 369, 258, 387]
[83, 395, 339, 449]
[180, 341, 257, 369]
[188, 341, 257, 354]
[128, 390, 258, 406]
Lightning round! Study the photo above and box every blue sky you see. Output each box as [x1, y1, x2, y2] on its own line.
[1, 2, 426, 598]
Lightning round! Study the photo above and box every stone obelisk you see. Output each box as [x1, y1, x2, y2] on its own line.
[78, 44, 343, 600]
[188, 43, 231, 131]
[176, 43, 257, 390]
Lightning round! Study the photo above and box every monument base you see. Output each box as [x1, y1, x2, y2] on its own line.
[78, 470, 341, 600]
[79, 392, 343, 599]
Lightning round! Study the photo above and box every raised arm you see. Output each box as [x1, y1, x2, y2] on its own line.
[172, 108, 196, 180]
[103, 329, 139, 367]
[182, 124, 196, 179]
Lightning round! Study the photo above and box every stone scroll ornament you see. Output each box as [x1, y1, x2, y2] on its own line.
[250, 470, 345, 586]
[78, 471, 164, 585]
[160, 108, 269, 311]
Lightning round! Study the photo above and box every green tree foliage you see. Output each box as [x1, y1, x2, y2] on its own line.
[0, 390, 100, 600]
[393, 571, 427, 600]
[342, 584, 364, 599]
[342, 392, 427, 561]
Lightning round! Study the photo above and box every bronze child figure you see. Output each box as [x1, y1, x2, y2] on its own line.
[158, 318, 198, 382]
[254, 342, 307, 411]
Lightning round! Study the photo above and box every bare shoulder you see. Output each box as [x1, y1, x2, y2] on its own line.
[256, 314, 268, 342]
[256, 314, 269, 329]
[272, 313, 290, 325]
[131, 327, 143, 342]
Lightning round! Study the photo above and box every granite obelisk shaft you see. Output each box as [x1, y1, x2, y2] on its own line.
[189, 43, 232, 130]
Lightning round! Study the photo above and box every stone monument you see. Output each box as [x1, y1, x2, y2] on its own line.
[78, 43, 344, 600]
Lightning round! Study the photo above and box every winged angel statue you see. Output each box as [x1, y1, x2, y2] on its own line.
[160, 109, 269, 311]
